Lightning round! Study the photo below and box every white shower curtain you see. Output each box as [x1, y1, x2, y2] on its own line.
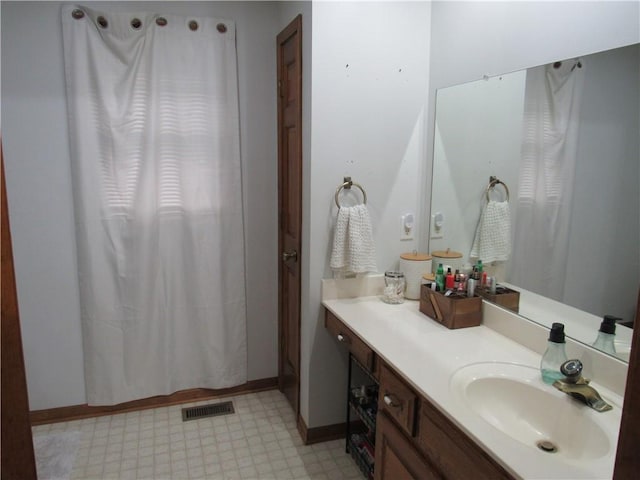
[509, 60, 585, 301]
[62, 5, 247, 405]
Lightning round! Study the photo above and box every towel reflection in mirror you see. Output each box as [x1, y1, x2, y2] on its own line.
[470, 179, 512, 263]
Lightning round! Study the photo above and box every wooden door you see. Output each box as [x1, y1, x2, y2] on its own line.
[277, 15, 303, 415]
[1, 145, 38, 479]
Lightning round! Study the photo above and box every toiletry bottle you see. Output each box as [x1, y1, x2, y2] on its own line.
[476, 259, 483, 274]
[471, 266, 480, 281]
[466, 277, 477, 297]
[445, 267, 454, 290]
[487, 276, 496, 295]
[592, 315, 618, 355]
[435, 263, 445, 292]
[540, 323, 568, 384]
[453, 269, 461, 289]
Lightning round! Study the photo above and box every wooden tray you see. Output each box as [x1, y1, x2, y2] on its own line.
[419, 285, 482, 329]
[475, 286, 520, 313]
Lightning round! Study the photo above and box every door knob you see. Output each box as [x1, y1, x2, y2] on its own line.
[282, 250, 298, 262]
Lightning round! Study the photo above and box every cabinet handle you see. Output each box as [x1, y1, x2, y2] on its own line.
[384, 394, 402, 410]
[337, 333, 346, 342]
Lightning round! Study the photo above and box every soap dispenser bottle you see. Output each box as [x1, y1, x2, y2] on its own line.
[592, 315, 618, 354]
[540, 323, 568, 384]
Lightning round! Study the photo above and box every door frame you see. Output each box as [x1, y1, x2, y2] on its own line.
[1, 144, 38, 479]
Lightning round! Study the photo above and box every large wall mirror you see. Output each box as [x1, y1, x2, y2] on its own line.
[430, 43, 639, 362]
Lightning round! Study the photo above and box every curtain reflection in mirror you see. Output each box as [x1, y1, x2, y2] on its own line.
[509, 60, 585, 301]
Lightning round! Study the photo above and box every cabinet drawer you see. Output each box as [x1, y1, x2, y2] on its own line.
[325, 310, 374, 371]
[379, 364, 417, 438]
[417, 399, 513, 480]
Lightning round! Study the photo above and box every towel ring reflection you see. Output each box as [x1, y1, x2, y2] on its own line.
[486, 176, 510, 202]
[335, 177, 367, 208]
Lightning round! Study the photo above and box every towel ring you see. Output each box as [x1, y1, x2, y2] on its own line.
[335, 178, 367, 208]
[485, 177, 510, 202]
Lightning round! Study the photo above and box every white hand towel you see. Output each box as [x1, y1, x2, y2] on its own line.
[330, 204, 377, 274]
[470, 200, 511, 263]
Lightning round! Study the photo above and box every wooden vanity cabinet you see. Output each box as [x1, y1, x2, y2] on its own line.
[377, 361, 513, 480]
[325, 308, 514, 480]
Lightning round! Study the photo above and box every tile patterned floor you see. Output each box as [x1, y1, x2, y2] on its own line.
[32, 389, 362, 480]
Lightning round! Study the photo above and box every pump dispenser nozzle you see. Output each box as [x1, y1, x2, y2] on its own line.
[548, 322, 565, 343]
[593, 315, 619, 354]
[600, 315, 619, 334]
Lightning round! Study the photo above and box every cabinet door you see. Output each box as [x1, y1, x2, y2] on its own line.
[375, 412, 442, 480]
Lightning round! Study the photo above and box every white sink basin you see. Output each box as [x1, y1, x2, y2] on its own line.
[449, 362, 621, 462]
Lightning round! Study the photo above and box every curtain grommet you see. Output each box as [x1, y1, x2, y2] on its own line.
[189, 20, 198, 31]
[156, 17, 168, 27]
[131, 18, 142, 30]
[72, 9, 85, 20]
[216, 23, 227, 34]
[97, 16, 108, 29]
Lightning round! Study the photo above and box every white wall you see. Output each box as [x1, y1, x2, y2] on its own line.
[3, 1, 86, 410]
[304, 1, 431, 427]
[2, 1, 281, 410]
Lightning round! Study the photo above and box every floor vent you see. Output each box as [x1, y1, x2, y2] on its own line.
[181, 401, 235, 421]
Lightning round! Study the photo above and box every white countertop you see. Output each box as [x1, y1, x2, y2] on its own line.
[322, 294, 623, 479]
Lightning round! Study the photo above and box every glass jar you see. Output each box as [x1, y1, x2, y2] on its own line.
[382, 271, 405, 304]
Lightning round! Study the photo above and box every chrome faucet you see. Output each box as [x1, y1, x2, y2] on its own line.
[552, 359, 613, 412]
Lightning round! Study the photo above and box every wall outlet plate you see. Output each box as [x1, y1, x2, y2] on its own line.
[401, 213, 414, 241]
[430, 212, 444, 239]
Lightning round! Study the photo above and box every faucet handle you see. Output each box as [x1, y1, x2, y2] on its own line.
[560, 359, 583, 383]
